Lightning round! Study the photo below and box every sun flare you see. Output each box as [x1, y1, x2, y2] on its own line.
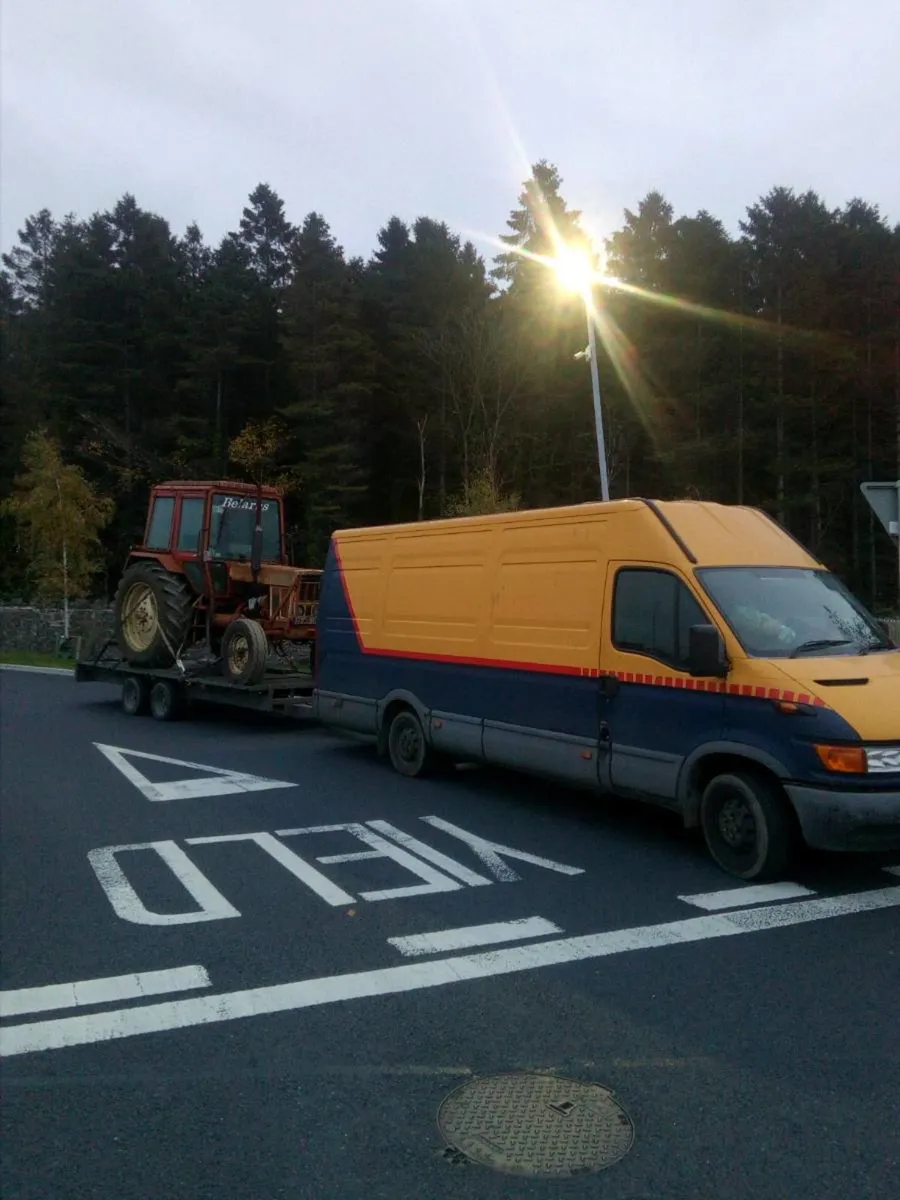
[552, 246, 597, 295]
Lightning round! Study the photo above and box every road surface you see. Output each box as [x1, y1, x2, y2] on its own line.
[1, 669, 898, 1199]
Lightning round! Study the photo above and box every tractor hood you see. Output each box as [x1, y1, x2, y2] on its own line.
[779, 651, 900, 741]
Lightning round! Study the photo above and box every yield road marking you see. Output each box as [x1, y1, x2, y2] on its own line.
[3, 884, 898, 1058]
[0, 966, 210, 1019]
[387, 916, 562, 957]
[678, 882, 815, 911]
[94, 744, 295, 801]
[88, 842, 241, 925]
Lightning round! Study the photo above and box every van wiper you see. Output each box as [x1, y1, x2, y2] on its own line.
[789, 638, 853, 658]
[857, 638, 893, 655]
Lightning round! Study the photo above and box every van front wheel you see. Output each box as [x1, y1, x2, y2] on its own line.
[700, 771, 793, 881]
[387, 709, 433, 778]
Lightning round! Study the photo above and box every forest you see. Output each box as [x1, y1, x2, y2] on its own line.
[1, 161, 898, 611]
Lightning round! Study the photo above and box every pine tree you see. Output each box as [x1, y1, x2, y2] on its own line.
[280, 213, 374, 562]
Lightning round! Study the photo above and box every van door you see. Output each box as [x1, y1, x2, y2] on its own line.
[598, 562, 726, 805]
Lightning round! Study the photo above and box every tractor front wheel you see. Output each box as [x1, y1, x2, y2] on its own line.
[221, 618, 269, 686]
[114, 561, 193, 668]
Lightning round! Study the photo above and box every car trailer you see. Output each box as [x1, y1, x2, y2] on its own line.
[75, 639, 316, 722]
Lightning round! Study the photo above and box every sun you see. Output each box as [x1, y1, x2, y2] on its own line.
[552, 246, 596, 295]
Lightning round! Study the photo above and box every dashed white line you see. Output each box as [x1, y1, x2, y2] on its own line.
[678, 882, 816, 911]
[387, 916, 562, 957]
[0, 966, 211, 1019]
[3, 884, 898, 1058]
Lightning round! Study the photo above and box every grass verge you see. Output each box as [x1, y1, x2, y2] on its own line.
[0, 650, 74, 670]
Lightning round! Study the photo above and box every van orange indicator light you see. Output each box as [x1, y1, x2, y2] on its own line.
[814, 744, 867, 774]
[580, 750, 593, 760]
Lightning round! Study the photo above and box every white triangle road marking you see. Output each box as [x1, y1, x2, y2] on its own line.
[94, 744, 296, 802]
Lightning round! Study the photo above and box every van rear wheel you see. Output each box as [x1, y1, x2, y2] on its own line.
[700, 771, 793, 880]
[387, 709, 433, 778]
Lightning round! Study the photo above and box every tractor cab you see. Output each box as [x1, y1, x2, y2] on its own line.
[142, 480, 286, 566]
[115, 479, 321, 684]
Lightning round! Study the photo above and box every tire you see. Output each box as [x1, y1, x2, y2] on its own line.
[221, 618, 268, 686]
[387, 708, 433, 778]
[149, 679, 184, 722]
[121, 675, 150, 716]
[114, 561, 193, 668]
[700, 771, 794, 880]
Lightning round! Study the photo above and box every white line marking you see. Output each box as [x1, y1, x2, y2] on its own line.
[93, 744, 295, 802]
[678, 882, 816, 911]
[186, 832, 355, 907]
[88, 841, 241, 925]
[365, 821, 494, 887]
[0, 664, 73, 676]
[277, 823, 463, 901]
[419, 815, 585, 881]
[387, 917, 563, 957]
[4, 885, 898, 1057]
[0, 967, 211, 1019]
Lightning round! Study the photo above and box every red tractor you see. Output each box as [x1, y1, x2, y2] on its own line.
[113, 480, 320, 684]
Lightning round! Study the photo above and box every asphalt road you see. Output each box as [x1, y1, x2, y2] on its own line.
[1, 668, 898, 1200]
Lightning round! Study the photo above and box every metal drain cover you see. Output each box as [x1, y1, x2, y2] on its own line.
[437, 1072, 634, 1177]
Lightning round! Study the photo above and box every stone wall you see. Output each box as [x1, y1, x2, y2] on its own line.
[0, 602, 114, 655]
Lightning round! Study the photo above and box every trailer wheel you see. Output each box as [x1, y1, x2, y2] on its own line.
[121, 675, 150, 716]
[700, 770, 794, 880]
[387, 708, 433, 778]
[221, 618, 268, 686]
[149, 679, 184, 722]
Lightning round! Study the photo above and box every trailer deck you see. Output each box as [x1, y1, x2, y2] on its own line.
[75, 639, 316, 720]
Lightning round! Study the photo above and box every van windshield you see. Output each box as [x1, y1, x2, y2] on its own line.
[696, 567, 893, 658]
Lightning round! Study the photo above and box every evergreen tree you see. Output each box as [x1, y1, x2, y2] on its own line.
[1, 172, 897, 609]
[280, 212, 374, 562]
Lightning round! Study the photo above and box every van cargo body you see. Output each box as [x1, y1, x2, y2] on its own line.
[315, 498, 900, 879]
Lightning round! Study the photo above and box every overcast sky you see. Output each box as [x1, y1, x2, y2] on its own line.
[2, 0, 899, 263]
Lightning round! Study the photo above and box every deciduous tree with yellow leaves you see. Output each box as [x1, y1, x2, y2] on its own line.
[2, 431, 114, 638]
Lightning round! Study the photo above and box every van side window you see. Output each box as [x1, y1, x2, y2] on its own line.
[613, 569, 708, 670]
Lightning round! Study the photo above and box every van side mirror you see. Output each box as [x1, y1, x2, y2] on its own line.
[688, 624, 727, 678]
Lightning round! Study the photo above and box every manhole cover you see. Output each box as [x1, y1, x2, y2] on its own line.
[436, 1072, 634, 1178]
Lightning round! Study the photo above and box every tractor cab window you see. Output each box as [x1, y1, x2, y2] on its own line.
[177, 497, 205, 553]
[210, 493, 281, 563]
[145, 496, 175, 550]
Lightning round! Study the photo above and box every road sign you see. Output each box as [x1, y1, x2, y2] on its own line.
[861, 481, 899, 541]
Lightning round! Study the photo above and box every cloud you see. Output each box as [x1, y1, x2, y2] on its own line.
[2, 0, 898, 261]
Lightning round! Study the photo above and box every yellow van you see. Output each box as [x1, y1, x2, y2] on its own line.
[315, 498, 900, 879]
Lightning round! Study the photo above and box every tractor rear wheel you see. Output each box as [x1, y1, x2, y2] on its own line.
[114, 561, 193, 668]
[221, 618, 269, 686]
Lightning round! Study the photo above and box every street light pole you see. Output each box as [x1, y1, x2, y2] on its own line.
[584, 293, 610, 502]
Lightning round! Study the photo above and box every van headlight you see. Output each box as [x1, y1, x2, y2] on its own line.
[865, 746, 900, 774]
[814, 745, 900, 774]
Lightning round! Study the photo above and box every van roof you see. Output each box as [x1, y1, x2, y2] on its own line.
[334, 498, 821, 570]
